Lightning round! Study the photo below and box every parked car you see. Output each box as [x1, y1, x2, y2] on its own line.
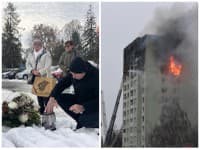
[2, 71, 11, 79]
[15, 70, 29, 80]
[7, 70, 19, 79]
[2, 68, 24, 79]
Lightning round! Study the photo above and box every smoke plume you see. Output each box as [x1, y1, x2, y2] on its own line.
[145, 3, 198, 126]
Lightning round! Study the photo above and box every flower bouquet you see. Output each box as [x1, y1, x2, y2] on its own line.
[2, 93, 41, 127]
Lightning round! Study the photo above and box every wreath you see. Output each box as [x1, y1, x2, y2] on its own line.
[2, 93, 41, 127]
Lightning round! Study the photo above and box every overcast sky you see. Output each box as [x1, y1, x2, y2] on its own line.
[101, 2, 175, 128]
[2, 2, 99, 48]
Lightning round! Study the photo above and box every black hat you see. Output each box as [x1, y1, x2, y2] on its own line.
[70, 57, 87, 73]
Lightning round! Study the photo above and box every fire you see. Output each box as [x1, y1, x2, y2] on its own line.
[169, 56, 182, 76]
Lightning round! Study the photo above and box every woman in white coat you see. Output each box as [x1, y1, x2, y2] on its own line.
[26, 39, 52, 114]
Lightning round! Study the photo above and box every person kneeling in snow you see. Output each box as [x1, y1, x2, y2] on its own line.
[45, 57, 99, 129]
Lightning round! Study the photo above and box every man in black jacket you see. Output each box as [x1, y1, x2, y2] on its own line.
[45, 57, 99, 129]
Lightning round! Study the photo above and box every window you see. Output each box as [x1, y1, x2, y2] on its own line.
[162, 77, 165, 83]
[130, 108, 133, 113]
[131, 81, 133, 86]
[134, 80, 137, 85]
[131, 72, 136, 79]
[123, 111, 126, 116]
[134, 98, 137, 102]
[142, 116, 144, 122]
[124, 138, 126, 143]
[123, 128, 126, 133]
[130, 99, 133, 105]
[130, 66, 133, 70]
[134, 89, 137, 95]
[142, 88, 144, 93]
[124, 94, 126, 99]
[161, 87, 167, 93]
[131, 127, 133, 132]
[124, 120, 126, 125]
[134, 135, 137, 140]
[173, 87, 177, 94]
[124, 102, 126, 107]
[130, 90, 133, 96]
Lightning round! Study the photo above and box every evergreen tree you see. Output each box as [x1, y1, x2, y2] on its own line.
[63, 19, 82, 40]
[51, 40, 65, 65]
[82, 5, 99, 63]
[2, 2, 22, 68]
[71, 30, 83, 57]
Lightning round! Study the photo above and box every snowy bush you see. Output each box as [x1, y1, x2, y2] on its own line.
[2, 94, 41, 127]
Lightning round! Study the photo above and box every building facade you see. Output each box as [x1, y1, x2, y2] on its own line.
[122, 35, 198, 147]
[123, 70, 145, 146]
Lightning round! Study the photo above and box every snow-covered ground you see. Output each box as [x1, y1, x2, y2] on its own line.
[2, 79, 27, 82]
[2, 89, 99, 147]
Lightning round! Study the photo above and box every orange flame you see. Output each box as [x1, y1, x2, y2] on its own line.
[169, 56, 182, 76]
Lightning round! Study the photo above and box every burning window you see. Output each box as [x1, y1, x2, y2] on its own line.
[160, 55, 182, 77]
[168, 56, 182, 77]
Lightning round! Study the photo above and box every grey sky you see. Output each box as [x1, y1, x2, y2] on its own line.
[3, 2, 99, 48]
[101, 2, 174, 128]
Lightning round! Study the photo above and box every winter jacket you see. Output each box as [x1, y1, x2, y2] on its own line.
[26, 49, 52, 77]
[50, 62, 99, 114]
[58, 48, 79, 76]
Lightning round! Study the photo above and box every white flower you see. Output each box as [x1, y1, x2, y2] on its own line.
[8, 101, 18, 109]
[18, 113, 29, 123]
[33, 105, 40, 111]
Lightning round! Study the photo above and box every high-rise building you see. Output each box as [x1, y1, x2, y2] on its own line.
[122, 35, 198, 147]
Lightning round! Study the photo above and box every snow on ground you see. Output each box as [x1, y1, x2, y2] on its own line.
[2, 79, 27, 82]
[2, 126, 99, 147]
[2, 90, 99, 147]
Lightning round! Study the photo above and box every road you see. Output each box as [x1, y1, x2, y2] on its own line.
[2, 79, 32, 92]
